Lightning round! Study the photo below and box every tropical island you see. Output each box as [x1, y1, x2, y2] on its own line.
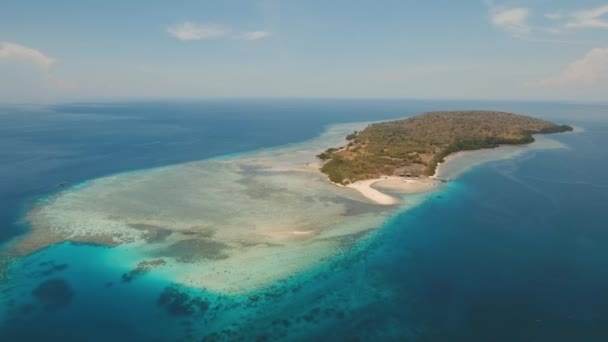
[318, 111, 573, 185]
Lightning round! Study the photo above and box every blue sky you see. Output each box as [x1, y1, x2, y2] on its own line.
[1, 0, 607, 103]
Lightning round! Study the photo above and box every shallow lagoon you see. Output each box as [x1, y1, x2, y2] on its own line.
[17, 122, 395, 294]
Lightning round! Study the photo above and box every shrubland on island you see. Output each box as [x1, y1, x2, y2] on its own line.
[318, 111, 573, 185]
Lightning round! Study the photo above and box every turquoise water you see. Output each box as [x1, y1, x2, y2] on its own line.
[1, 100, 607, 341]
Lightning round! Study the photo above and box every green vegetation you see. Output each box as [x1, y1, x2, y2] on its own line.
[319, 111, 573, 184]
[346, 131, 358, 140]
[539, 124, 575, 134]
[316, 147, 339, 161]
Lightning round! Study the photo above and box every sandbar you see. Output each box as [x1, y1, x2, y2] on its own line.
[344, 176, 440, 205]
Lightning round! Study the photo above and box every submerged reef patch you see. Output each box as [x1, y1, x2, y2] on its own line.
[31, 278, 74, 311]
[159, 239, 230, 262]
[157, 285, 210, 316]
[121, 258, 166, 282]
[28, 260, 69, 278]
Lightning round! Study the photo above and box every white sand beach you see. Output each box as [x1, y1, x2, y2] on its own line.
[345, 176, 440, 205]
[346, 179, 398, 205]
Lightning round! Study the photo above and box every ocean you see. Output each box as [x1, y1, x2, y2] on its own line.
[0, 99, 607, 341]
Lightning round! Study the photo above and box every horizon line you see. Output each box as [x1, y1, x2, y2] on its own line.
[2, 96, 608, 107]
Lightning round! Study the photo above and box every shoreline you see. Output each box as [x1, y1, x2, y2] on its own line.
[346, 178, 399, 205]
[330, 130, 574, 205]
[340, 176, 440, 205]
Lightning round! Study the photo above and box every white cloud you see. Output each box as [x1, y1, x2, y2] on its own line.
[0, 41, 75, 98]
[527, 48, 608, 87]
[540, 27, 563, 34]
[544, 12, 563, 20]
[491, 8, 531, 33]
[0, 42, 54, 66]
[487, 6, 599, 42]
[241, 31, 271, 41]
[514, 35, 591, 44]
[566, 6, 608, 29]
[167, 22, 228, 41]
[167, 22, 271, 42]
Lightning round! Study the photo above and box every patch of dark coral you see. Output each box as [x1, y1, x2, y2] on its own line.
[159, 239, 230, 262]
[31, 278, 73, 311]
[157, 286, 209, 317]
[121, 258, 166, 283]
[28, 260, 68, 278]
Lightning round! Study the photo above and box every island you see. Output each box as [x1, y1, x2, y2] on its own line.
[318, 111, 573, 185]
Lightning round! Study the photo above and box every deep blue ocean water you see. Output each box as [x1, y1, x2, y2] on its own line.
[1, 100, 607, 341]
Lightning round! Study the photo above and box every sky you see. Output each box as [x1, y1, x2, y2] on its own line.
[1, 0, 607, 103]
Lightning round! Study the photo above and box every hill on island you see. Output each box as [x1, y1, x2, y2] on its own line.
[318, 111, 573, 184]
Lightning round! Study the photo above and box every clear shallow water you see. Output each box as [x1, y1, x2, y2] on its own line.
[1, 100, 607, 341]
[20, 120, 399, 294]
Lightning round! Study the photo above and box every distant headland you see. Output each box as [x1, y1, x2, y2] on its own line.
[318, 111, 573, 185]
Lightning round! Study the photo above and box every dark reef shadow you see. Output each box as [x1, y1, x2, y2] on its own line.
[157, 285, 209, 317]
[31, 278, 74, 311]
[155, 239, 231, 262]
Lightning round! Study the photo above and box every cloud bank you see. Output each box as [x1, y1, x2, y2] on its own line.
[491, 8, 531, 33]
[0, 42, 54, 66]
[167, 22, 228, 41]
[527, 48, 608, 87]
[167, 21, 271, 42]
[566, 6, 608, 29]
[241, 31, 271, 41]
[544, 12, 563, 20]
[488, 5, 608, 44]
